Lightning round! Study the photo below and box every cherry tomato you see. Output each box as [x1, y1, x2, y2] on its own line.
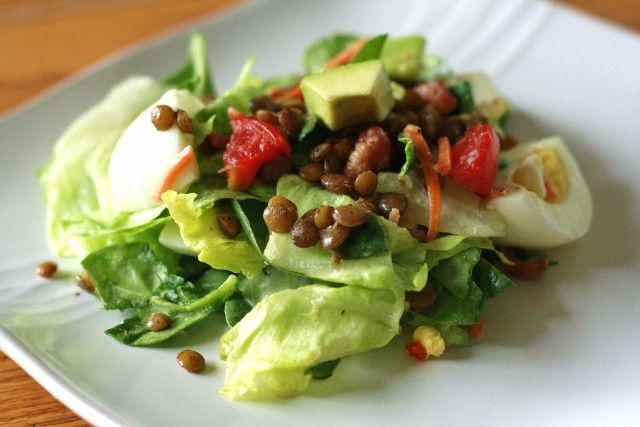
[222, 112, 291, 190]
[413, 80, 458, 115]
[450, 124, 500, 196]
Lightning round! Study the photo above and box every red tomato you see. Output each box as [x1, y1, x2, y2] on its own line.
[222, 113, 291, 190]
[450, 124, 500, 196]
[413, 80, 458, 115]
[405, 340, 428, 361]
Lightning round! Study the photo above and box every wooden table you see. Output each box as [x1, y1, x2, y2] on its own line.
[0, 1, 637, 425]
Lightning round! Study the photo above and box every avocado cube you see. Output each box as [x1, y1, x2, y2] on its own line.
[381, 35, 426, 82]
[300, 60, 394, 131]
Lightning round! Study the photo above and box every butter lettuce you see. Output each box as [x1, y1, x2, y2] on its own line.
[163, 191, 264, 277]
[219, 284, 403, 399]
[40, 76, 168, 258]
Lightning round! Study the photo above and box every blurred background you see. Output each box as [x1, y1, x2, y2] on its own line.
[0, 0, 638, 426]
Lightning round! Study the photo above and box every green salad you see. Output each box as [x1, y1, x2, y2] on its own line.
[39, 33, 592, 399]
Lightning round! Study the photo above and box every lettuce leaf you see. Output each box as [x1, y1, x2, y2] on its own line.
[219, 284, 403, 399]
[351, 34, 387, 63]
[164, 33, 216, 98]
[163, 191, 264, 277]
[40, 76, 168, 258]
[302, 33, 359, 74]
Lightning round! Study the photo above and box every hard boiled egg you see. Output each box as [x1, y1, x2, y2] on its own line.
[487, 136, 592, 248]
[108, 89, 204, 212]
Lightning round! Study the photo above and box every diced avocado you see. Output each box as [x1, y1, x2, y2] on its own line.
[450, 72, 509, 121]
[300, 60, 394, 131]
[380, 35, 426, 82]
[390, 81, 406, 101]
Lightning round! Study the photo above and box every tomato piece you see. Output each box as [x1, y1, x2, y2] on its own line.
[468, 319, 484, 338]
[222, 113, 291, 190]
[405, 340, 428, 361]
[413, 80, 458, 115]
[450, 124, 500, 196]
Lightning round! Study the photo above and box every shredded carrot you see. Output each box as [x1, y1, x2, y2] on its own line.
[404, 125, 441, 241]
[437, 136, 451, 176]
[324, 38, 368, 69]
[154, 145, 196, 203]
[269, 84, 303, 101]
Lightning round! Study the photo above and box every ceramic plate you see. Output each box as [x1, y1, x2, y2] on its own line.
[1, 0, 639, 425]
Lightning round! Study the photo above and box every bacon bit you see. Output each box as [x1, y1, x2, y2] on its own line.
[543, 179, 557, 202]
[405, 340, 428, 361]
[403, 125, 441, 241]
[437, 137, 451, 176]
[154, 145, 196, 203]
[324, 38, 368, 69]
[468, 319, 484, 338]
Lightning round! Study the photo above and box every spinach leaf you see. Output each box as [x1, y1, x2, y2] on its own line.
[164, 33, 216, 98]
[237, 266, 316, 306]
[397, 133, 415, 175]
[340, 215, 388, 259]
[448, 80, 474, 114]
[232, 198, 269, 253]
[473, 258, 514, 298]
[351, 34, 388, 63]
[308, 358, 341, 380]
[292, 115, 332, 168]
[303, 33, 359, 74]
[224, 297, 253, 327]
[436, 325, 469, 346]
[430, 248, 482, 299]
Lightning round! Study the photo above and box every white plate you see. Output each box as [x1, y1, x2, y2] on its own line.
[1, 0, 640, 425]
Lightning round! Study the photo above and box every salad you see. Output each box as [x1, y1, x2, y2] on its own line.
[39, 32, 592, 399]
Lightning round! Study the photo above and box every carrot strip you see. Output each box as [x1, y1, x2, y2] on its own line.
[324, 38, 368, 69]
[437, 137, 451, 176]
[404, 125, 441, 241]
[154, 145, 196, 202]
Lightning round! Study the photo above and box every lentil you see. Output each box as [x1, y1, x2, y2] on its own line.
[255, 109, 279, 125]
[250, 95, 278, 113]
[261, 155, 290, 185]
[208, 132, 230, 150]
[216, 211, 241, 238]
[74, 271, 95, 293]
[176, 109, 193, 134]
[331, 138, 354, 163]
[356, 197, 375, 212]
[177, 349, 205, 373]
[407, 285, 438, 311]
[277, 107, 304, 137]
[319, 224, 352, 250]
[332, 204, 369, 227]
[299, 163, 324, 183]
[36, 261, 57, 278]
[354, 171, 377, 197]
[263, 196, 297, 233]
[313, 205, 335, 229]
[147, 312, 172, 332]
[291, 218, 320, 248]
[320, 174, 353, 195]
[376, 192, 408, 217]
[409, 228, 427, 243]
[150, 105, 177, 131]
[308, 142, 333, 163]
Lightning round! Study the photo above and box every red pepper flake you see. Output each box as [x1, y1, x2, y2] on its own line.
[405, 340, 428, 361]
[468, 319, 484, 338]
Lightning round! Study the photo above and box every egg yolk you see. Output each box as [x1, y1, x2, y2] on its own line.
[538, 148, 568, 203]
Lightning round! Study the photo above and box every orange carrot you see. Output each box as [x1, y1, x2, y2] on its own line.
[324, 38, 368, 69]
[154, 145, 196, 202]
[404, 125, 441, 241]
[437, 136, 451, 176]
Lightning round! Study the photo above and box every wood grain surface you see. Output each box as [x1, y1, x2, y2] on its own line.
[0, 1, 637, 425]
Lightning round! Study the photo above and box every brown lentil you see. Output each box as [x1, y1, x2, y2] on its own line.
[147, 312, 172, 332]
[320, 174, 353, 195]
[277, 107, 304, 137]
[331, 252, 343, 266]
[263, 196, 297, 233]
[314, 205, 335, 229]
[216, 211, 241, 238]
[406, 285, 438, 311]
[356, 197, 375, 212]
[36, 261, 57, 278]
[176, 109, 193, 134]
[460, 113, 488, 130]
[440, 116, 466, 143]
[308, 142, 333, 163]
[323, 154, 344, 174]
[402, 88, 427, 110]
[331, 138, 354, 163]
[319, 223, 352, 250]
[74, 271, 95, 293]
[418, 104, 443, 141]
[299, 163, 324, 183]
[151, 105, 177, 131]
[409, 228, 427, 243]
[333, 204, 369, 227]
[354, 171, 378, 197]
[388, 207, 401, 224]
[500, 133, 519, 151]
[291, 218, 320, 248]
[250, 95, 278, 113]
[376, 192, 408, 217]
[255, 109, 279, 125]
[208, 132, 230, 150]
[177, 349, 205, 373]
[261, 156, 291, 185]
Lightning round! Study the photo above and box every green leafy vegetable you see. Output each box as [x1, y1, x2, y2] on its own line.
[224, 298, 253, 327]
[430, 248, 482, 299]
[303, 33, 359, 74]
[164, 33, 216, 98]
[163, 191, 264, 277]
[232, 199, 270, 253]
[420, 53, 454, 80]
[340, 215, 388, 259]
[473, 258, 514, 298]
[436, 325, 469, 346]
[448, 80, 475, 114]
[397, 134, 415, 175]
[351, 34, 388, 63]
[219, 284, 403, 399]
[308, 358, 341, 380]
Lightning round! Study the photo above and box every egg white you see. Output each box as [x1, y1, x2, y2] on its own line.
[488, 136, 592, 248]
[108, 89, 204, 212]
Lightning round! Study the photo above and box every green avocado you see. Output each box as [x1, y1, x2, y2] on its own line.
[300, 60, 394, 131]
[380, 35, 426, 82]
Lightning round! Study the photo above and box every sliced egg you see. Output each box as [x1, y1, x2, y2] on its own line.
[159, 221, 197, 256]
[488, 136, 592, 248]
[108, 89, 204, 212]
